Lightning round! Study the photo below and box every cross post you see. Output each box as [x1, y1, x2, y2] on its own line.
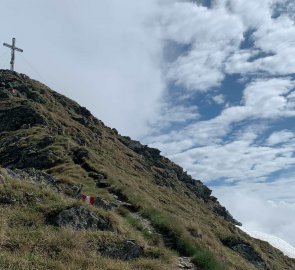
[3, 38, 23, 71]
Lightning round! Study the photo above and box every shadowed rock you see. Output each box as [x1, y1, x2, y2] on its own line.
[0, 105, 46, 133]
[99, 240, 144, 260]
[0, 135, 60, 169]
[0, 194, 17, 205]
[222, 237, 268, 270]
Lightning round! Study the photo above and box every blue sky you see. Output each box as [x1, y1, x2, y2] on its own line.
[1, 0, 295, 247]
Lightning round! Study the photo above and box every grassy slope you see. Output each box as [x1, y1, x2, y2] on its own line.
[0, 70, 294, 270]
[0, 168, 175, 270]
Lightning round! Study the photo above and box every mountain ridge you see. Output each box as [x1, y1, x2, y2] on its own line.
[0, 69, 294, 270]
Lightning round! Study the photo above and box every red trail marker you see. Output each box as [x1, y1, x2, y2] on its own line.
[82, 194, 95, 206]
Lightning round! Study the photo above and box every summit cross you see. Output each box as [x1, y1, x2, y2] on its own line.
[3, 38, 23, 71]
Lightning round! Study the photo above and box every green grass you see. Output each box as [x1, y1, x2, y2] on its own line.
[192, 250, 226, 270]
[1, 71, 295, 270]
[0, 172, 176, 270]
[142, 208, 227, 270]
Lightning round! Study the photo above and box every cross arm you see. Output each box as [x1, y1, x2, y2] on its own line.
[3, 43, 23, 52]
[3, 43, 12, 48]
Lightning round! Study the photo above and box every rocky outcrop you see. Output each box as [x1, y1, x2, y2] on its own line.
[6, 168, 59, 187]
[71, 148, 112, 189]
[52, 206, 113, 231]
[98, 240, 144, 260]
[222, 237, 268, 270]
[0, 105, 47, 133]
[71, 148, 99, 174]
[0, 134, 61, 169]
[0, 73, 46, 104]
[208, 200, 241, 224]
[119, 136, 241, 225]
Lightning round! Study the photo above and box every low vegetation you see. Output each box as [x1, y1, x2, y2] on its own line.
[0, 171, 175, 270]
[1, 70, 295, 269]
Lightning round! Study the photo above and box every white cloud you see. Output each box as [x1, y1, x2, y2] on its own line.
[267, 130, 295, 145]
[240, 228, 295, 259]
[225, 4, 295, 76]
[161, 2, 244, 91]
[149, 104, 199, 132]
[147, 77, 295, 203]
[212, 94, 225, 104]
[242, 78, 295, 118]
[213, 178, 295, 246]
[148, 77, 295, 154]
[169, 136, 295, 182]
[215, 0, 272, 28]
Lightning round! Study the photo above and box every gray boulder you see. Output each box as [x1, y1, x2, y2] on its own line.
[54, 206, 112, 231]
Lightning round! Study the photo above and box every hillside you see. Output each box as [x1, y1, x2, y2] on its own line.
[0, 69, 294, 270]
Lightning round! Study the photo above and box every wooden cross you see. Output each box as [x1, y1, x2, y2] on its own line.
[3, 38, 23, 71]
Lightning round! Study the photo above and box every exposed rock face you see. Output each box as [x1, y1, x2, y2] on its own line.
[0, 105, 46, 133]
[119, 136, 241, 225]
[222, 237, 268, 270]
[53, 206, 112, 231]
[0, 134, 61, 169]
[0, 78, 46, 104]
[6, 168, 59, 187]
[99, 240, 144, 261]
